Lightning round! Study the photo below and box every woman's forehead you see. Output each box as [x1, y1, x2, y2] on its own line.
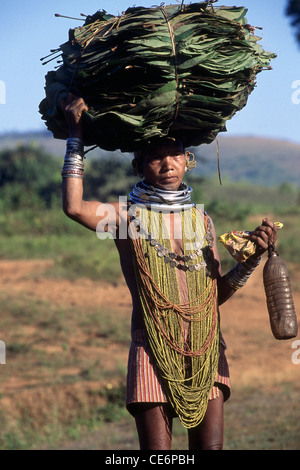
[143, 139, 184, 157]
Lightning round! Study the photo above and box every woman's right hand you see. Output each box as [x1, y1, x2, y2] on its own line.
[61, 93, 88, 139]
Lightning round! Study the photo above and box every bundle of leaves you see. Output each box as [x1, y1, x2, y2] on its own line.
[39, 1, 276, 152]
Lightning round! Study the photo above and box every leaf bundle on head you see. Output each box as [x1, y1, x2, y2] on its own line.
[39, 1, 276, 152]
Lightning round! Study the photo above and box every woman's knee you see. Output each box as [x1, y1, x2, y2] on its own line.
[201, 439, 223, 450]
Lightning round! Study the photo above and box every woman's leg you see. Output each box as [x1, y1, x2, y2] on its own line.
[188, 391, 224, 450]
[134, 403, 173, 450]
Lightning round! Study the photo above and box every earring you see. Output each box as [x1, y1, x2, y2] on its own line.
[185, 151, 196, 171]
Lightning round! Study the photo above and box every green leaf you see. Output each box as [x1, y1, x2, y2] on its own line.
[39, 2, 276, 152]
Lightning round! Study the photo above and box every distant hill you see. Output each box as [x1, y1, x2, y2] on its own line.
[190, 136, 300, 187]
[0, 131, 66, 158]
[1, 131, 299, 187]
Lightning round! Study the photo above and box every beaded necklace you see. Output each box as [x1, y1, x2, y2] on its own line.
[129, 203, 220, 429]
[130, 208, 214, 273]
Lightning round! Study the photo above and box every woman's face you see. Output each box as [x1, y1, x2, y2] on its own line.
[141, 140, 186, 191]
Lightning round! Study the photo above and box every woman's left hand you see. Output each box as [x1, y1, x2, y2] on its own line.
[248, 218, 278, 259]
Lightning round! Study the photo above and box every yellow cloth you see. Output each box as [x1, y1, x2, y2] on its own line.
[218, 222, 283, 263]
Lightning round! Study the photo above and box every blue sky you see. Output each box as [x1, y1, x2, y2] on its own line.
[0, 0, 299, 144]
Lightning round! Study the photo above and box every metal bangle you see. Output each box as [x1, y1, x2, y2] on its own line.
[224, 257, 261, 290]
[62, 138, 85, 178]
[66, 137, 84, 158]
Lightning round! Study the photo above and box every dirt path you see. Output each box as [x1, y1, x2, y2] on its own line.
[0, 259, 131, 311]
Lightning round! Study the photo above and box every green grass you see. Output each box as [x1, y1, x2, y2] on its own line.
[223, 383, 300, 450]
[1, 208, 299, 285]
[0, 233, 123, 283]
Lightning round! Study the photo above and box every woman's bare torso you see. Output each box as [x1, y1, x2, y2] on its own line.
[114, 212, 190, 331]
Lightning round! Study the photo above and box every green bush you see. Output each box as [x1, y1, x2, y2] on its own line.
[206, 197, 252, 223]
[0, 145, 61, 210]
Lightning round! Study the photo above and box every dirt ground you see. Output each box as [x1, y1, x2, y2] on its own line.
[0, 258, 299, 449]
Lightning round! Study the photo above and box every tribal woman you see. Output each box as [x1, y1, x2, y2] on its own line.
[61, 93, 277, 450]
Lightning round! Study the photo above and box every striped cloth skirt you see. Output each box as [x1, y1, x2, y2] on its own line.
[126, 329, 230, 416]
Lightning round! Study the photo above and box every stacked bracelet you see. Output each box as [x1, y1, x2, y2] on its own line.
[61, 137, 85, 179]
[224, 256, 261, 290]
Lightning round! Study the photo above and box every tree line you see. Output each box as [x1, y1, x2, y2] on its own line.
[0, 145, 205, 211]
